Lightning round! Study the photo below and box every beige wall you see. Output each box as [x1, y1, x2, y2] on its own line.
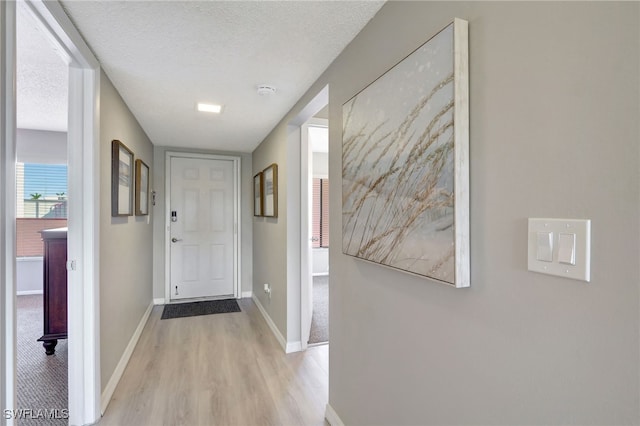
[99, 70, 154, 391]
[253, 2, 640, 424]
[152, 146, 253, 300]
[252, 126, 290, 337]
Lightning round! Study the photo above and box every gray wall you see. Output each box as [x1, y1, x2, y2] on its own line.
[253, 126, 290, 338]
[152, 146, 253, 300]
[99, 70, 154, 391]
[253, 2, 640, 424]
[16, 129, 66, 164]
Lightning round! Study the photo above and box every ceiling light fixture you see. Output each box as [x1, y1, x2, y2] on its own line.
[197, 103, 222, 113]
[257, 85, 277, 96]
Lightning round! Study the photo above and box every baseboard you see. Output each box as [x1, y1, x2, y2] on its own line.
[101, 300, 154, 414]
[325, 403, 345, 426]
[241, 290, 252, 298]
[252, 294, 286, 350]
[286, 340, 302, 353]
[16, 290, 43, 296]
[251, 294, 301, 353]
[153, 298, 165, 305]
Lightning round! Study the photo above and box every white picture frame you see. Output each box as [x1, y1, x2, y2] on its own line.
[341, 19, 469, 287]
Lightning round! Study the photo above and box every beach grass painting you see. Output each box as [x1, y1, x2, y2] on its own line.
[342, 19, 469, 287]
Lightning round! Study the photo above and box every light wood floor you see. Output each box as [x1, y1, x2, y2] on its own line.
[99, 299, 328, 426]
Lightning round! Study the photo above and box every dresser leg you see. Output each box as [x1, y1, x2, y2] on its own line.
[42, 340, 58, 355]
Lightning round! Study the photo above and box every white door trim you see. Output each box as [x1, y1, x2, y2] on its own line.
[283, 84, 327, 352]
[1, 2, 101, 425]
[300, 118, 328, 350]
[1, 2, 18, 422]
[164, 152, 241, 303]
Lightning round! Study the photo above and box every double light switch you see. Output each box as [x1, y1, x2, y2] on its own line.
[528, 218, 590, 282]
[535, 231, 576, 265]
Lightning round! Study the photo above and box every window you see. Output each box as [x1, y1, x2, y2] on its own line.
[16, 162, 68, 257]
[18, 163, 68, 218]
[312, 178, 329, 248]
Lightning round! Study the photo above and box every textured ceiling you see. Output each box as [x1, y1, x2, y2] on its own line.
[54, 0, 384, 152]
[17, 2, 69, 132]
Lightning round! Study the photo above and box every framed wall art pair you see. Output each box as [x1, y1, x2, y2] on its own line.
[111, 139, 150, 217]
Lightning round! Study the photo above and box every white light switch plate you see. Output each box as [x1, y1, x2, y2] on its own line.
[527, 218, 591, 282]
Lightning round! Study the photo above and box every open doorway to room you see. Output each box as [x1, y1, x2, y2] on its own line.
[292, 85, 328, 353]
[306, 115, 329, 346]
[15, 2, 70, 421]
[2, 1, 100, 424]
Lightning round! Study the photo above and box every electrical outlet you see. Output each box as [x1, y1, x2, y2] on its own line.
[263, 283, 271, 299]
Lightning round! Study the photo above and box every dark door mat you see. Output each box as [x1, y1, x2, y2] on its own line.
[161, 299, 241, 320]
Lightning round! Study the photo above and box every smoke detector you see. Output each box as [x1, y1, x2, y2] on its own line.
[257, 85, 277, 96]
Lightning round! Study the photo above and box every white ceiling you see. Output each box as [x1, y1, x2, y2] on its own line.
[25, 0, 383, 153]
[17, 2, 69, 132]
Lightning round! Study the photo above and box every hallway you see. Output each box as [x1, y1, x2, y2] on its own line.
[99, 299, 328, 426]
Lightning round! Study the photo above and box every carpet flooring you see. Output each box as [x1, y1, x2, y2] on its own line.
[308, 275, 329, 344]
[17, 295, 68, 425]
[161, 298, 241, 320]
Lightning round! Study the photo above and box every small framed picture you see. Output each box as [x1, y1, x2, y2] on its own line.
[135, 159, 150, 216]
[262, 163, 278, 217]
[253, 172, 263, 216]
[111, 140, 134, 217]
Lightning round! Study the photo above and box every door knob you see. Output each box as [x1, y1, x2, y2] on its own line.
[171, 237, 182, 243]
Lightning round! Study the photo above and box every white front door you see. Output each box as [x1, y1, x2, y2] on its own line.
[169, 155, 238, 300]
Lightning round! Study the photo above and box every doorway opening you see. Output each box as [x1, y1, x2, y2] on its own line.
[2, 1, 101, 424]
[289, 84, 329, 352]
[15, 2, 70, 419]
[304, 118, 329, 346]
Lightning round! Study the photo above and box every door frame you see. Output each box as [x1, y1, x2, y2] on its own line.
[164, 152, 241, 303]
[1, 1, 101, 425]
[300, 118, 328, 350]
[284, 84, 328, 352]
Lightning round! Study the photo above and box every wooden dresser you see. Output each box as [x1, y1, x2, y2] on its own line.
[38, 227, 68, 355]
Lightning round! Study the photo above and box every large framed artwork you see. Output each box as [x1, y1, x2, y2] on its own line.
[342, 19, 469, 288]
[111, 139, 134, 217]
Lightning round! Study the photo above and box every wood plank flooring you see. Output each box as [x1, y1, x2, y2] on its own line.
[99, 299, 328, 426]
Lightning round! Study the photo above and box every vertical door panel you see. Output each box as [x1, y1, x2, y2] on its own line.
[170, 157, 235, 300]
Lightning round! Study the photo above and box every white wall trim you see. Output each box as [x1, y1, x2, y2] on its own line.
[252, 295, 285, 350]
[16, 290, 42, 296]
[251, 294, 302, 353]
[325, 403, 345, 426]
[291, 86, 329, 353]
[100, 300, 154, 415]
[153, 298, 165, 305]
[286, 340, 302, 353]
[241, 291, 252, 298]
[1, 2, 18, 423]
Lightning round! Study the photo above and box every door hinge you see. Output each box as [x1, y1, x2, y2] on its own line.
[66, 260, 77, 271]
[175, 285, 179, 296]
